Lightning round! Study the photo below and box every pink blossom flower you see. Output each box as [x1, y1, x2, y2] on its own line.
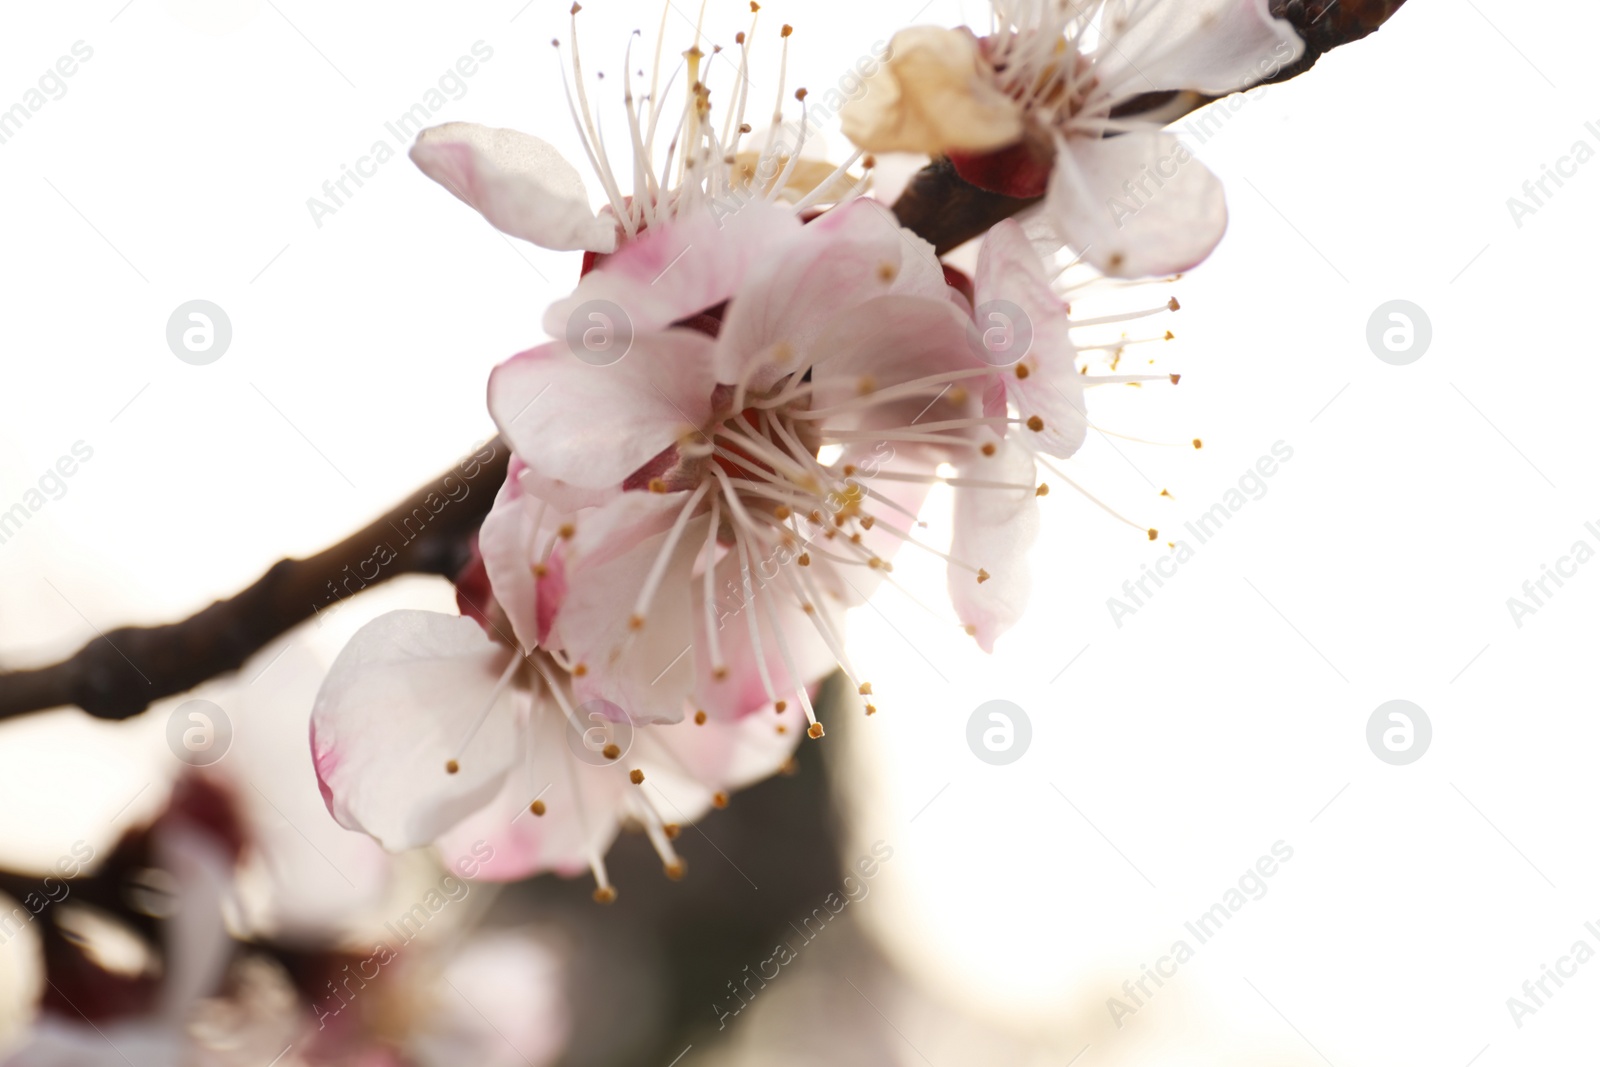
[842, 0, 1304, 276]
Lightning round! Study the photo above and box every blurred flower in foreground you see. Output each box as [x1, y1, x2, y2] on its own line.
[842, 0, 1304, 276]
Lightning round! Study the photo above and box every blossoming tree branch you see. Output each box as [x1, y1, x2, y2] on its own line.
[0, 0, 1406, 905]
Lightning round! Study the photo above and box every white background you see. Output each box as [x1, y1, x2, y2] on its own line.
[1, 0, 1597, 1063]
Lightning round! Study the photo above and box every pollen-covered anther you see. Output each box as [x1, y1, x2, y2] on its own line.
[694, 710, 707, 725]
[802, 602, 816, 614]
[868, 557, 882, 569]
[807, 722, 825, 740]
[648, 478, 669, 493]
[1160, 489, 1172, 498]
[865, 704, 877, 715]
[532, 562, 549, 578]
[445, 760, 460, 775]
[773, 505, 792, 520]
[858, 682, 873, 696]
[1015, 363, 1031, 379]
[1147, 529, 1159, 541]
[795, 87, 808, 101]
[797, 553, 811, 566]
[781, 23, 793, 37]
[977, 568, 991, 584]
[860, 515, 875, 530]
[664, 860, 687, 881]
[602, 743, 621, 760]
[713, 665, 730, 681]
[531, 799, 547, 816]
[1036, 484, 1049, 497]
[1168, 297, 1181, 312]
[963, 623, 977, 636]
[573, 662, 589, 677]
[558, 523, 576, 539]
[1170, 374, 1181, 385]
[981, 442, 997, 457]
[1164, 331, 1175, 341]
[1193, 438, 1203, 450]
[877, 262, 898, 283]
[712, 791, 730, 809]
[629, 614, 645, 630]
[629, 769, 645, 784]
[775, 700, 788, 713]
[593, 886, 618, 904]
[1026, 415, 1045, 432]
[664, 823, 681, 839]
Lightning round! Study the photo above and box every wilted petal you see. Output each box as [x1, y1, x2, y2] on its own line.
[841, 26, 1024, 155]
[311, 611, 524, 851]
[410, 123, 617, 252]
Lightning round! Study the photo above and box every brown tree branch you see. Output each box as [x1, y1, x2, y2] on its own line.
[0, 1, 1413, 725]
[0, 440, 508, 723]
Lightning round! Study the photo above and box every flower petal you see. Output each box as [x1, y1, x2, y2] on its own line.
[541, 201, 801, 339]
[1046, 132, 1227, 278]
[975, 220, 1087, 458]
[1097, 0, 1304, 97]
[311, 610, 523, 851]
[712, 199, 924, 389]
[489, 331, 717, 490]
[840, 26, 1024, 155]
[410, 122, 617, 253]
[949, 442, 1040, 652]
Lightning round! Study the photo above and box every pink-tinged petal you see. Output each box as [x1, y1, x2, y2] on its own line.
[1096, 0, 1304, 97]
[1046, 132, 1227, 278]
[408, 933, 569, 1067]
[633, 702, 801, 817]
[488, 331, 717, 490]
[807, 294, 984, 436]
[975, 220, 1088, 458]
[410, 123, 617, 253]
[436, 708, 625, 882]
[478, 473, 542, 652]
[694, 544, 840, 721]
[713, 199, 921, 389]
[541, 201, 801, 339]
[949, 442, 1040, 652]
[311, 610, 524, 851]
[550, 507, 710, 725]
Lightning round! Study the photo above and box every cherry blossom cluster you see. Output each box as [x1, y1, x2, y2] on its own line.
[311, 0, 1303, 900]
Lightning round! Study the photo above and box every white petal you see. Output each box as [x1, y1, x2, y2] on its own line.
[949, 442, 1040, 652]
[311, 610, 524, 851]
[840, 26, 1024, 154]
[1047, 132, 1227, 278]
[410, 122, 617, 252]
[1096, 0, 1304, 96]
